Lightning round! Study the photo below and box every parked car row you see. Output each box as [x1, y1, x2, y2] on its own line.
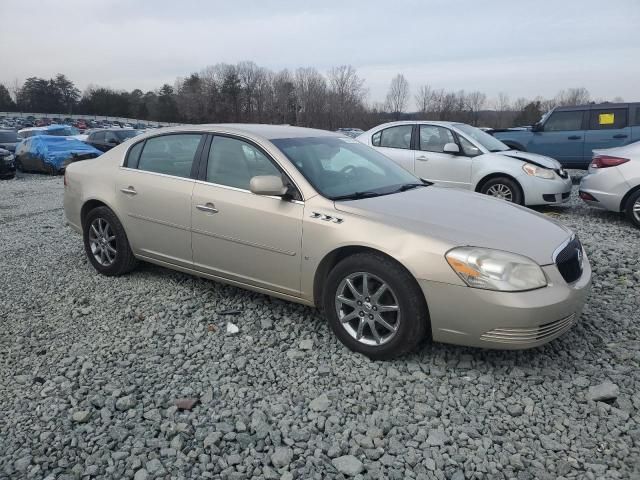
[0, 114, 165, 133]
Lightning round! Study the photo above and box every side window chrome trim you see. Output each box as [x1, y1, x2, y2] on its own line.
[119, 166, 196, 183]
[194, 179, 304, 205]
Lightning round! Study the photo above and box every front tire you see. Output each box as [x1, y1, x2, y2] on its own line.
[625, 189, 640, 229]
[323, 252, 429, 360]
[83, 206, 137, 276]
[480, 177, 523, 205]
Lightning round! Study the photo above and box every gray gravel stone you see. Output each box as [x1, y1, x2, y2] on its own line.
[587, 381, 620, 402]
[0, 172, 639, 479]
[271, 446, 293, 468]
[72, 410, 91, 423]
[331, 455, 364, 476]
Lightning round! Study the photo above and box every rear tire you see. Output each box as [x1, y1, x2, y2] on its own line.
[480, 176, 523, 205]
[83, 206, 138, 276]
[323, 252, 429, 360]
[625, 189, 640, 229]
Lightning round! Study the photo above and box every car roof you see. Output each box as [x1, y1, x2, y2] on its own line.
[555, 102, 638, 111]
[368, 120, 468, 130]
[138, 124, 342, 141]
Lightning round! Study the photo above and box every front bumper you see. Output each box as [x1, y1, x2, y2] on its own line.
[420, 253, 591, 349]
[579, 168, 630, 212]
[518, 173, 573, 206]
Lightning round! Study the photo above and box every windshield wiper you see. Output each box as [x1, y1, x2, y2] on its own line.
[395, 183, 429, 192]
[332, 191, 383, 201]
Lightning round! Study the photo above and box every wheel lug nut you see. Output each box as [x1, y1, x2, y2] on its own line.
[357, 301, 362, 306]
[359, 311, 364, 317]
[373, 306, 378, 311]
[365, 297, 370, 302]
[369, 314, 374, 319]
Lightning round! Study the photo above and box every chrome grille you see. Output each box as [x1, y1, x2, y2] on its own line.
[480, 314, 576, 345]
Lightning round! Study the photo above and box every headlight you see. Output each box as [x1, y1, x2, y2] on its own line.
[522, 163, 555, 179]
[445, 247, 547, 291]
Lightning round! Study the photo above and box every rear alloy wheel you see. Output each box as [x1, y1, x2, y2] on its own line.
[625, 189, 640, 229]
[323, 252, 429, 360]
[83, 206, 137, 276]
[481, 177, 523, 205]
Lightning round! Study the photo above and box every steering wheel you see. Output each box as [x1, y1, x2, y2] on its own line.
[339, 165, 357, 176]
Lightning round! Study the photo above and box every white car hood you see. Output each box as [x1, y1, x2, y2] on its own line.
[494, 150, 562, 170]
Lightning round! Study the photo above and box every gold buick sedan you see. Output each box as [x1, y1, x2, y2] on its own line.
[64, 124, 591, 359]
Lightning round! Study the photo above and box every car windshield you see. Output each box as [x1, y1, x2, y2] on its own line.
[115, 130, 140, 140]
[0, 131, 17, 142]
[455, 123, 510, 152]
[271, 136, 422, 200]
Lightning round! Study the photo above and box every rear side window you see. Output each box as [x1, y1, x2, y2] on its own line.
[136, 134, 202, 178]
[126, 141, 144, 168]
[544, 111, 584, 132]
[92, 131, 105, 142]
[589, 108, 628, 130]
[419, 125, 456, 153]
[372, 125, 412, 149]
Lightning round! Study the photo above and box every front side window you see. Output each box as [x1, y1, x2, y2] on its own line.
[588, 109, 627, 130]
[207, 136, 281, 190]
[272, 136, 419, 199]
[372, 125, 412, 149]
[419, 125, 456, 153]
[544, 111, 584, 132]
[136, 134, 202, 178]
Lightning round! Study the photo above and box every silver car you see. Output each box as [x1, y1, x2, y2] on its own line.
[358, 121, 573, 206]
[64, 124, 591, 359]
[579, 142, 640, 228]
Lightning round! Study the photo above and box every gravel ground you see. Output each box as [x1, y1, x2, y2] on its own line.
[1, 172, 639, 480]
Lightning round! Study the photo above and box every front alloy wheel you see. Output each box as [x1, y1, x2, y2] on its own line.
[335, 272, 401, 346]
[323, 252, 429, 360]
[480, 177, 523, 205]
[485, 183, 513, 201]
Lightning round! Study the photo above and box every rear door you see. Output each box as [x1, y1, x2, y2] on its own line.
[369, 124, 416, 173]
[530, 110, 586, 167]
[584, 107, 631, 159]
[116, 133, 205, 267]
[414, 124, 472, 189]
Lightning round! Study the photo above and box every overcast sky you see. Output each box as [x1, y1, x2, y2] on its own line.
[1, 0, 638, 108]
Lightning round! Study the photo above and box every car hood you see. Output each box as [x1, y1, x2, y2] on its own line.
[334, 187, 571, 265]
[493, 150, 562, 169]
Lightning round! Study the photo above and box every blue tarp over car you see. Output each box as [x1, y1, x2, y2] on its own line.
[15, 135, 102, 173]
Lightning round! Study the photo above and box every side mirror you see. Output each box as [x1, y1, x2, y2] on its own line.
[443, 142, 460, 154]
[249, 175, 287, 196]
[531, 122, 543, 132]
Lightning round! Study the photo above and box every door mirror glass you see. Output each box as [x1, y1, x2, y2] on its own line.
[249, 175, 287, 196]
[443, 142, 460, 154]
[531, 122, 543, 132]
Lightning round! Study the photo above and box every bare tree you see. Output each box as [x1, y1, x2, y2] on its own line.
[415, 84, 433, 117]
[556, 87, 590, 106]
[493, 92, 510, 128]
[466, 90, 486, 126]
[294, 67, 327, 127]
[385, 74, 409, 120]
[327, 65, 366, 128]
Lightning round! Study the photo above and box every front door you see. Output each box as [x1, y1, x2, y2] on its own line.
[531, 110, 586, 166]
[191, 135, 303, 295]
[414, 124, 471, 189]
[115, 133, 204, 267]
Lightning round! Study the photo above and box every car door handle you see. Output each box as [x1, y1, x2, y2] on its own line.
[120, 186, 137, 195]
[196, 203, 219, 214]
[416, 155, 429, 161]
[613, 134, 628, 139]
[567, 135, 581, 140]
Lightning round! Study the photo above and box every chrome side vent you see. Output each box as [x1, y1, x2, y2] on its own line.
[311, 212, 343, 223]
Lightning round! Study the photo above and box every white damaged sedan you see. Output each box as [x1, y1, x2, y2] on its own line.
[358, 121, 572, 206]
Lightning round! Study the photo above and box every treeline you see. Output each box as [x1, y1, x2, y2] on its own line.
[0, 63, 624, 129]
